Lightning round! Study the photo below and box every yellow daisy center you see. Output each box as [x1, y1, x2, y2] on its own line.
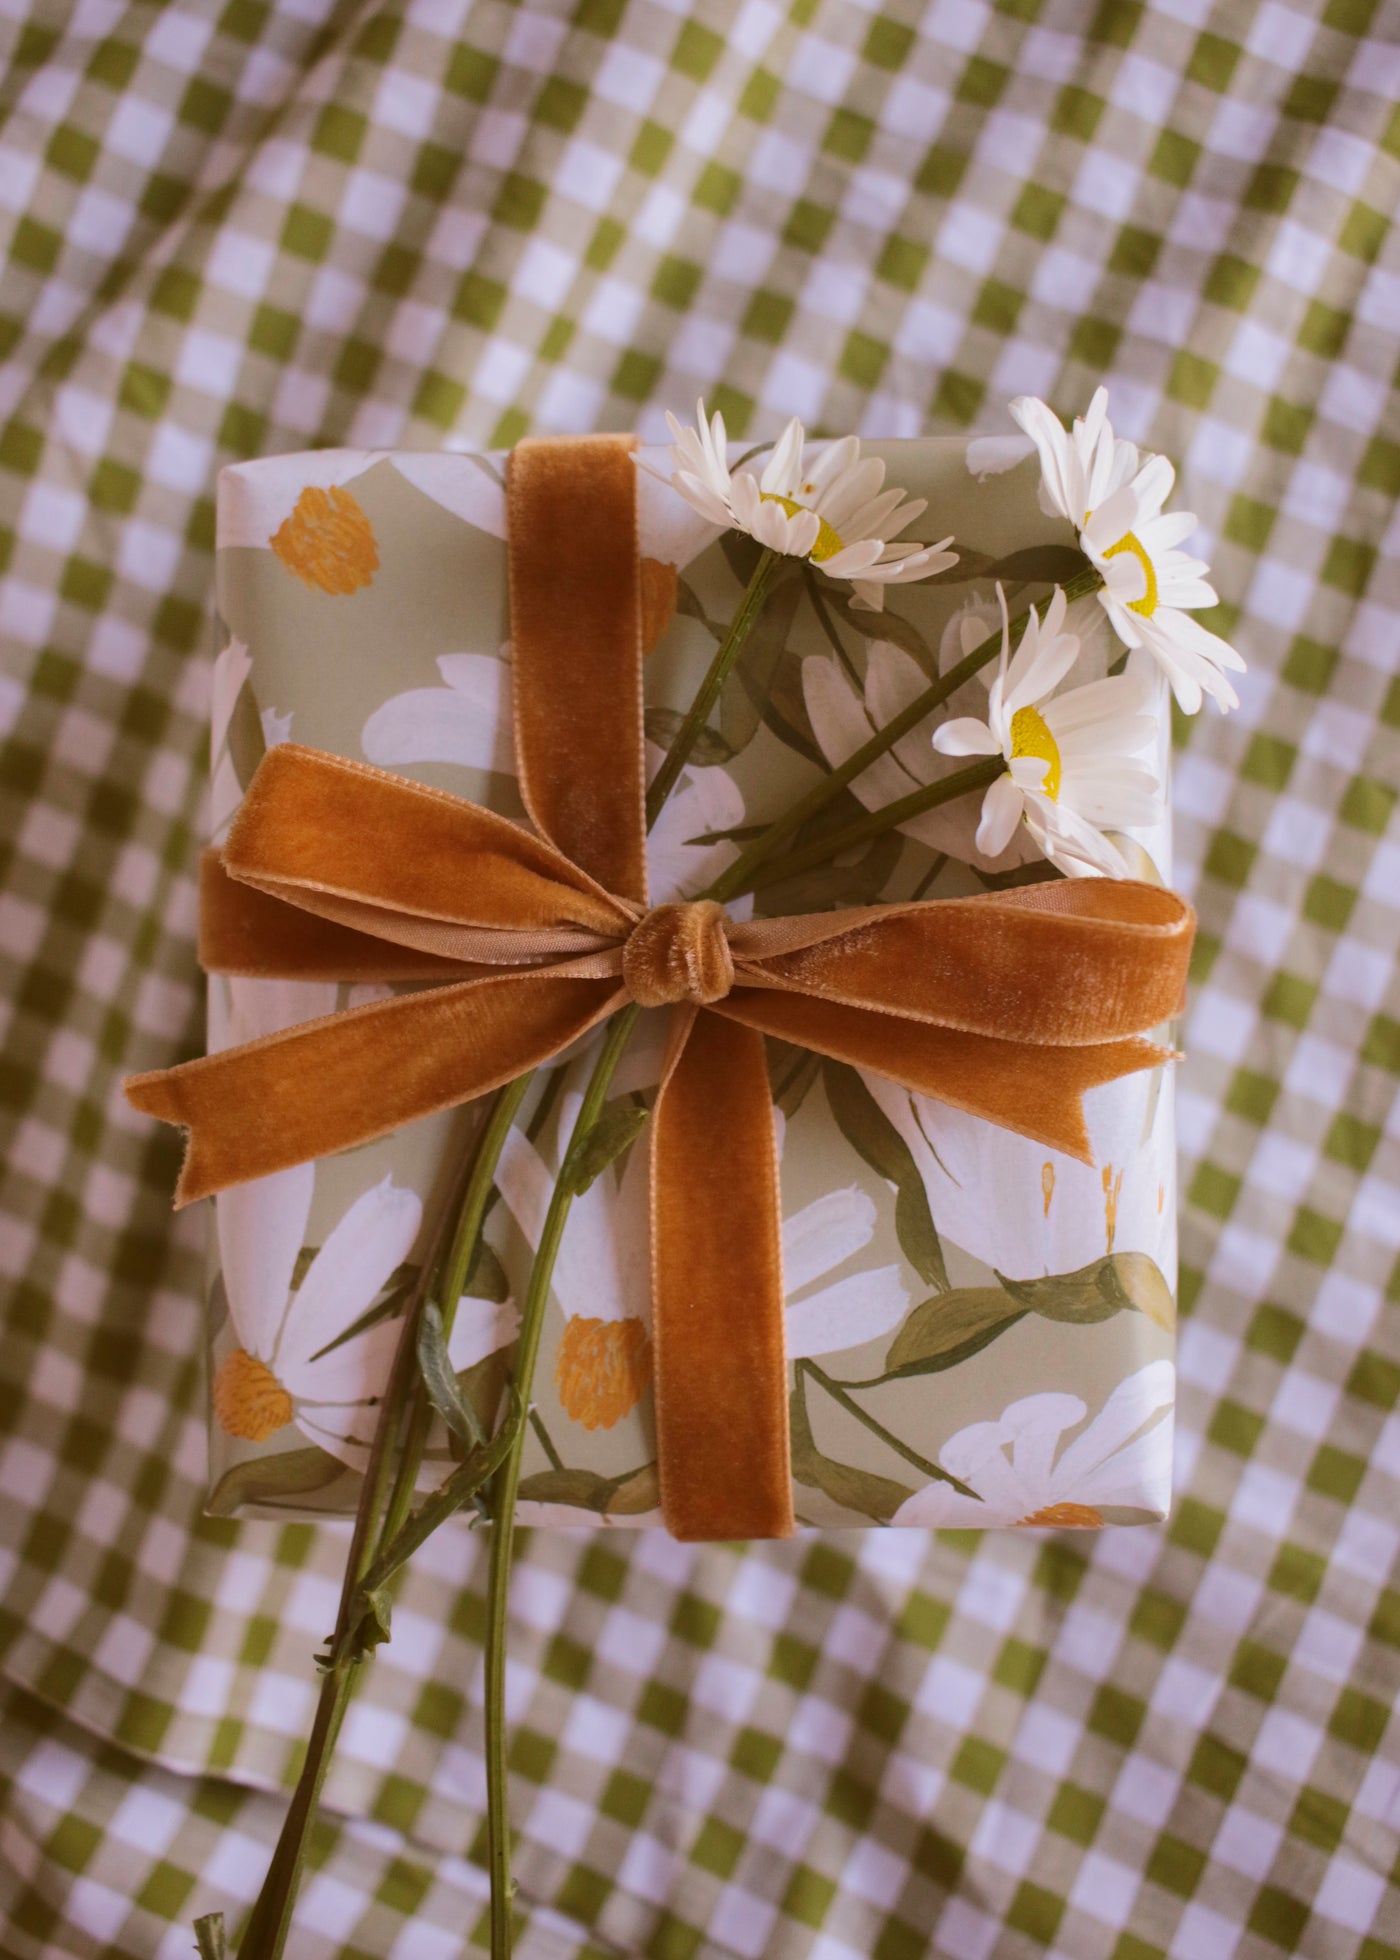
[554, 1316, 652, 1431]
[761, 492, 845, 563]
[1017, 1502, 1104, 1529]
[213, 1347, 293, 1441]
[1010, 704, 1062, 800]
[270, 484, 379, 596]
[1102, 530, 1158, 617]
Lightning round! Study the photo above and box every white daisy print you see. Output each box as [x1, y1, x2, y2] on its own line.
[207, 977, 518, 1472]
[651, 401, 957, 609]
[1009, 388, 1245, 712]
[494, 1105, 910, 1434]
[859, 1062, 1177, 1286]
[933, 587, 1164, 878]
[892, 1360, 1176, 1528]
[360, 654, 747, 905]
[210, 634, 291, 840]
[213, 1166, 419, 1461]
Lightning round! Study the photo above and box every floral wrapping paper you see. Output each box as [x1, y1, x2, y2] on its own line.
[206, 436, 1178, 1531]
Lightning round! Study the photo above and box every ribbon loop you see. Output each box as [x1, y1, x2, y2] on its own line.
[623, 900, 735, 1007]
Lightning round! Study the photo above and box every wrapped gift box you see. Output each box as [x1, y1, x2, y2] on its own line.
[203, 436, 1177, 1531]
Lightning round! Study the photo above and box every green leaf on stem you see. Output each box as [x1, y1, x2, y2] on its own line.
[823, 1061, 949, 1290]
[359, 1586, 393, 1650]
[417, 1299, 488, 1446]
[193, 1913, 227, 1960]
[789, 1376, 913, 1522]
[996, 1251, 1175, 1332]
[643, 706, 734, 767]
[563, 1102, 650, 1195]
[883, 1289, 1028, 1379]
[206, 1446, 348, 1515]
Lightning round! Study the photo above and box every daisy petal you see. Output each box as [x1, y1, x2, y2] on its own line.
[280, 1176, 423, 1374]
[976, 772, 1024, 857]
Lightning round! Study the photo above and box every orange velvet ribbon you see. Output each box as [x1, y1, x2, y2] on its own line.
[126, 433, 1195, 1542]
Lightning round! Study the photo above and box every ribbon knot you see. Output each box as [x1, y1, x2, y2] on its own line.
[125, 432, 1194, 1543]
[623, 900, 735, 1007]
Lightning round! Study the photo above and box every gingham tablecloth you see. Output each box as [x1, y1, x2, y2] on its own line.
[1, 3, 1398, 1956]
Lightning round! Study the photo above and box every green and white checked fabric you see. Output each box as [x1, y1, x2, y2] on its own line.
[1, 2, 1398, 1956]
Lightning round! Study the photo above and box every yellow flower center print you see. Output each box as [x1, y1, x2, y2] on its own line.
[555, 1316, 652, 1431]
[1010, 704, 1062, 800]
[213, 1347, 294, 1441]
[1103, 1165, 1123, 1252]
[760, 491, 845, 563]
[1102, 529, 1158, 616]
[270, 485, 379, 595]
[1018, 1502, 1104, 1529]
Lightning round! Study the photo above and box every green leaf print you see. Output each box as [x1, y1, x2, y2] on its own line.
[206, 1445, 348, 1515]
[788, 1377, 914, 1523]
[996, 1251, 1175, 1332]
[882, 1289, 1029, 1380]
[823, 1061, 949, 1291]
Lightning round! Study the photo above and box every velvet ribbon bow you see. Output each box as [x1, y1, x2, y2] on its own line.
[127, 434, 1195, 1542]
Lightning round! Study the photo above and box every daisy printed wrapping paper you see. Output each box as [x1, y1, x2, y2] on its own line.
[204, 433, 1182, 1531]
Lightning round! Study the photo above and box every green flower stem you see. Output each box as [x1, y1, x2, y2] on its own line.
[739, 754, 1004, 896]
[484, 1004, 641, 1957]
[375, 1074, 536, 1553]
[709, 566, 1103, 905]
[645, 549, 780, 827]
[234, 1079, 530, 1960]
[236, 1286, 423, 1958]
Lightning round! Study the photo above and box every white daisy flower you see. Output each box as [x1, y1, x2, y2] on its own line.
[892, 1359, 1176, 1528]
[802, 630, 1040, 875]
[933, 587, 1164, 879]
[1009, 388, 1245, 713]
[653, 402, 957, 609]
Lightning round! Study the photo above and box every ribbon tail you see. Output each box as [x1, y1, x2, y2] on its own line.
[651, 1008, 794, 1541]
[125, 975, 624, 1206]
[713, 992, 1169, 1166]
